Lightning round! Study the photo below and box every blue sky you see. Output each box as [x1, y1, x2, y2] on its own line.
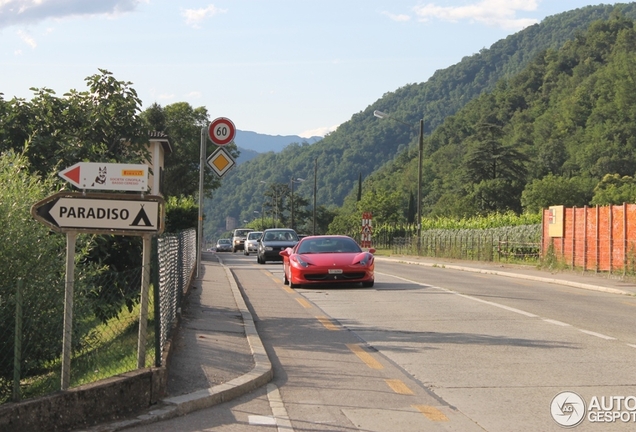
[0, 1, 622, 138]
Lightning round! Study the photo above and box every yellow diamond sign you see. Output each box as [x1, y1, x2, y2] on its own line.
[206, 147, 235, 177]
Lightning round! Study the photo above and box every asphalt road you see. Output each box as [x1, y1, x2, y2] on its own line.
[125, 254, 636, 431]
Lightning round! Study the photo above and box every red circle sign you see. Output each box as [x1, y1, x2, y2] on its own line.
[208, 117, 236, 146]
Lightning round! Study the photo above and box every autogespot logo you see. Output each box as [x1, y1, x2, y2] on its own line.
[551, 391, 586, 428]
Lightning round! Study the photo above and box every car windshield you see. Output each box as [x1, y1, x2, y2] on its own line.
[263, 231, 298, 241]
[235, 229, 251, 237]
[218, 239, 230, 244]
[248, 232, 262, 240]
[297, 238, 361, 254]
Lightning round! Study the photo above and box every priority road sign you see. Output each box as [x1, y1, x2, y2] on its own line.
[58, 162, 148, 191]
[208, 117, 236, 146]
[31, 192, 164, 236]
[206, 147, 236, 177]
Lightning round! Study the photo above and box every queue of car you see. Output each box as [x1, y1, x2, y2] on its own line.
[215, 228, 375, 288]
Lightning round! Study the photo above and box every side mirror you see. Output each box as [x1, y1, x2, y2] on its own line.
[368, 248, 376, 254]
[280, 249, 290, 257]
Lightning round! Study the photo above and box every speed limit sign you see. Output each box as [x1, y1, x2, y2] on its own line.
[208, 117, 236, 146]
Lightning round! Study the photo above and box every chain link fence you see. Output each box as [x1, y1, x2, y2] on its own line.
[387, 225, 542, 262]
[0, 228, 196, 405]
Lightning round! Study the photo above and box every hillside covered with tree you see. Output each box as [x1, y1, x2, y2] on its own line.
[332, 11, 636, 232]
[203, 3, 636, 238]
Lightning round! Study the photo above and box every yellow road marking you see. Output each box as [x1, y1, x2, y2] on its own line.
[316, 315, 339, 331]
[282, 285, 295, 294]
[296, 298, 312, 309]
[385, 379, 414, 395]
[346, 343, 383, 369]
[413, 405, 449, 422]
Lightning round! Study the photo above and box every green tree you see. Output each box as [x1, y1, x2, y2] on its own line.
[0, 152, 94, 394]
[590, 173, 636, 205]
[1, 70, 150, 178]
[140, 101, 239, 199]
[521, 174, 595, 212]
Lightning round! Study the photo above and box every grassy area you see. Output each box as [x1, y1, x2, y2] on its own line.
[19, 294, 155, 400]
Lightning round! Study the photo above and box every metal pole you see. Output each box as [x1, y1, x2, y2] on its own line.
[291, 177, 294, 231]
[275, 190, 278, 228]
[13, 278, 23, 402]
[313, 158, 317, 235]
[417, 119, 423, 255]
[137, 235, 152, 369]
[197, 127, 205, 278]
[61, 231, 77, 390]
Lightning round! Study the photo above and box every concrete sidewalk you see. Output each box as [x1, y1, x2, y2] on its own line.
[85, 252, 272, 432]
[86, 252, 635, 431]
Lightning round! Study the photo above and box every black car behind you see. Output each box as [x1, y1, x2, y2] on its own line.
[257, 228, 298, 264]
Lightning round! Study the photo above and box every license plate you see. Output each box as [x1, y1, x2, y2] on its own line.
[328, 269, 343, 274]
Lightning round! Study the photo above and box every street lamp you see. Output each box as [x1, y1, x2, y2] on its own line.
[290, 177, 305, 232]
[374, 110, 424, 254]
[313, 158, 317, 235]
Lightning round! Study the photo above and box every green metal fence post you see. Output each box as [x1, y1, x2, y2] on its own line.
[13, 278, 23, 402]
[152, 236, 161, 367]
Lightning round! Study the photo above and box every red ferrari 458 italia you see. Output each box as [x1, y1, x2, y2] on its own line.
[280, 235, 375, 288]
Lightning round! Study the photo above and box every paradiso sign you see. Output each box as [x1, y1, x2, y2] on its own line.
[31, 192, 165, 236]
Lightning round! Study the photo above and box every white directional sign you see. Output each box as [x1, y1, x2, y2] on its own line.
[31, 192, 164, 235]
[58, 162, 148, 191]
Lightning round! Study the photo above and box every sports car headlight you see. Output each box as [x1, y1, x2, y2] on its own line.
[292, 255, 309, 268]
[354, 253, 372, 266]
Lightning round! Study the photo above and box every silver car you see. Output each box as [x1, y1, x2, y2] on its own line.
[215, 238, 232, 252]
[244, 231, 262, 256]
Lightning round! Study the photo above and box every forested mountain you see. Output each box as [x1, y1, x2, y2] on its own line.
[203, 3, 636, 239]
[332, 13, 636, 231]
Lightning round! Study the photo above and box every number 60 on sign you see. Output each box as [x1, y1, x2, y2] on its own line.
[208, 117, 236, 146]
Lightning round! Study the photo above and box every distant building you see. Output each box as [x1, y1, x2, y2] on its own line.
[226, 216, 237, 231]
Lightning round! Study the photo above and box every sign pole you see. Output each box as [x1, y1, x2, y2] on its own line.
[197, 127, 205, 278]
[61, 231, 77, 390]
[137, 234, 152, 368]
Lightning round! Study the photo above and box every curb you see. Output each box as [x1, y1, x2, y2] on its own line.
[375, 256, 634, 296]
[93, 259, 273, 431]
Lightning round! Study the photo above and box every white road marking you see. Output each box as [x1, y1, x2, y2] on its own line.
[578, 329, 616, 340]
[249, 415, 277, 425]
[376, 271, 628, 346]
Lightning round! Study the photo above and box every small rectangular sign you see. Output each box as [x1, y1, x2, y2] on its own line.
[59, 162, 148, 191]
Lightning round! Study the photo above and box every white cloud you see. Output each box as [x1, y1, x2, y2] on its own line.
[0, 0, 143, 29]
[157, 93, 175, 100]
[181, 4, 227, 28]
[381, 11, 411, 22]
[17, 29, 36, 48]
[413, 0, 539, 30]
[185, 91, 202, 99]
[299, 124, 339, 138]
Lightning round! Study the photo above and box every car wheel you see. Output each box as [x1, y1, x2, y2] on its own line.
[289, 280, 299, 288]
[362, 281, 374, 288]
[283, 272, 289, 285]
[258, 255, 265, 264]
